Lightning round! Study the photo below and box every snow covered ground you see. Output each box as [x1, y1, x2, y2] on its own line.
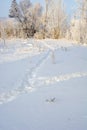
[0, 39, 87, 130]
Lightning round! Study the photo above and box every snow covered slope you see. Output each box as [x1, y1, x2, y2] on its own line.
[0, 39, 87, 130]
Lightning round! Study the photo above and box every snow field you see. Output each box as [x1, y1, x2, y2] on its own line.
[0, 39, 87, 130]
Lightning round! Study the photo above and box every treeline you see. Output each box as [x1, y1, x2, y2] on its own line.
[8, 0, 67, 39]
[66, 0, 87, 44]
[0, 0, 87, 44]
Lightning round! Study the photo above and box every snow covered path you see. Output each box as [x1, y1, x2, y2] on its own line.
[0, 39, 74, 104]
[0, 49, 50, 104]
[0, 39, 87, 130]
[30, 72, 87, 88]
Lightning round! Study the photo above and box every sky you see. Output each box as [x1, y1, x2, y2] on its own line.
[0, 0, 76, 18]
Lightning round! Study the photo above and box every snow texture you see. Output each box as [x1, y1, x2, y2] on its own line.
[0, 39, 87, 130]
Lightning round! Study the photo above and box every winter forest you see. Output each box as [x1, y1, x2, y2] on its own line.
[0, 0, 87, 43]
[0, 0, 87, 130]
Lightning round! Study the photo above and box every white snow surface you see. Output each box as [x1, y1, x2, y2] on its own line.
[0, 39, 87, 130]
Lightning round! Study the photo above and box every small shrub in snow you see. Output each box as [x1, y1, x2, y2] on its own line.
[45, 97, 56, 103]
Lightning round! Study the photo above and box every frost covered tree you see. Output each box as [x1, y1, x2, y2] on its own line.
[35, 0, 67, 39]
[9, 0, 42, 38]
[9, 0, 31, 37]
[70, 0, 87, 43]
[9, 0, 22, 22]
[78, 0, 87, 43]
[45, 0, 67, 39]
[42, 0, 49, 38]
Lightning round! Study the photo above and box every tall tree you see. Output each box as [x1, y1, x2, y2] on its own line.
[70, 0, 87, 43]
[9, 0, 22, 22]
[9, 0, 42, 38]
[45, 0, 67, 38]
